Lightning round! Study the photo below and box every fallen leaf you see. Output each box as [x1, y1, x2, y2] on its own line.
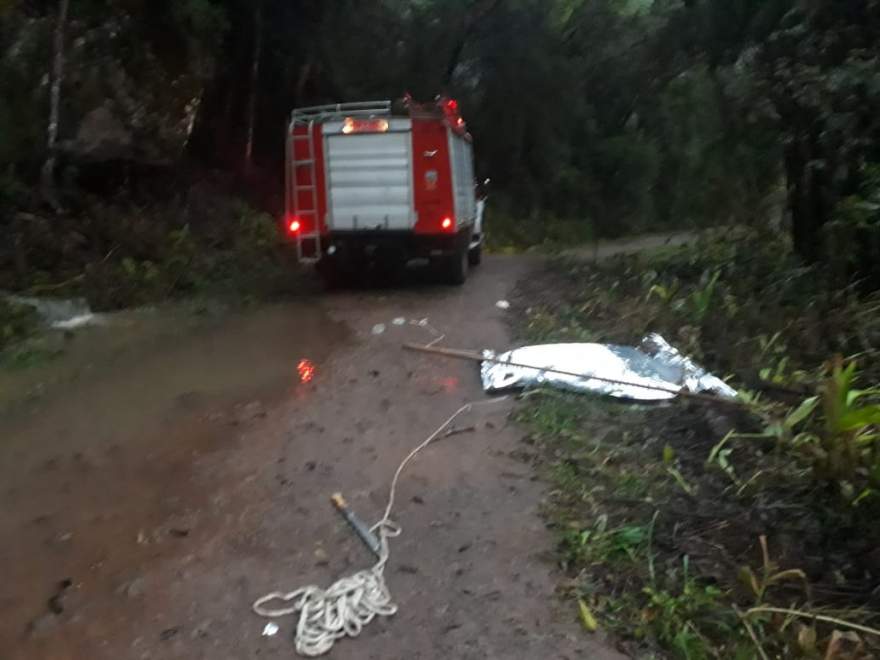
[797, 624, 817, 653]
[578, 598, 598, 632]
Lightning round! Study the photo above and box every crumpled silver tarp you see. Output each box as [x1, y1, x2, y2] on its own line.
[480, 333, 737, 401]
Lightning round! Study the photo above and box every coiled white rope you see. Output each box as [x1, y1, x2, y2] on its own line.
[253, 397, 508, 656]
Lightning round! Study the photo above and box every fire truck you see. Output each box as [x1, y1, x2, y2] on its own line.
[283, 96, 482, 285]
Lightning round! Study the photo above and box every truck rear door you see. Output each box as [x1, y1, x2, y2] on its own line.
[323, 118, 415, 231]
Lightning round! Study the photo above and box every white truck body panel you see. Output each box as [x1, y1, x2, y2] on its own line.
[472, 198, 485, 249]
[449, 131, 476, 228]
[323, 118, 415, 231]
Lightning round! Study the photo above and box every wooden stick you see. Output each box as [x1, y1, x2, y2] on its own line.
[402, 342, 743, 407]
[745, 606, 880, 638]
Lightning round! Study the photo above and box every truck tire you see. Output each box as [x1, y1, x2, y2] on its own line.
[468, 244, 482, 266]
[445, 244, 469, 285]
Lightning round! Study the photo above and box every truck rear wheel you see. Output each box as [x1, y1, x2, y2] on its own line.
[445, 244, 469, 285]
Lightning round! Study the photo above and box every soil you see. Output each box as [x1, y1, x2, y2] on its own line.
[0, 257, 627, 660]
[562, 231, 695, 261]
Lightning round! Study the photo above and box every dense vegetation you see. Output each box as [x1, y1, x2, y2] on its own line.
[515, 230, 880, 658]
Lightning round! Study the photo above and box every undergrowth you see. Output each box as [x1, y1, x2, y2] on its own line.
[0, 298, 39, 352]
[2, 181, 303, 313]
[513, 228, 880, 659]
[1, 180, 304, 366]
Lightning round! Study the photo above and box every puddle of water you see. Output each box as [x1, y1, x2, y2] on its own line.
[0, 300, 350, 650]
[0, 302, 350, 448]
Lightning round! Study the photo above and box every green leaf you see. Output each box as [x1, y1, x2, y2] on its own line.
[785, 396, 819, 428]
[578, 598, 599, 631]
[838, 405, 880, 431]
[617, 525, 647, 547]
[717, 448, 733, 472]
[763, 421, 786, 440]
[847, 388, 880, 404]
[836, 361, 857, 395]
[666, 466, 695, 496]
[738, 565, 760, 597]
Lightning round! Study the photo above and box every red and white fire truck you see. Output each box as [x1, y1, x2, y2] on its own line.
[283, 96, 483, 285]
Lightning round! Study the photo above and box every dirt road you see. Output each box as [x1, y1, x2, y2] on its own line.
[1, 257, 626, 660]
[564, 230, 694, 260]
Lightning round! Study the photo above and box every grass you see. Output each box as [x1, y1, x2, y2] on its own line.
[511, 229, 880, 658]
[0, 337, 65, 369]
[0, 298, 38, 343]
[0, 297, 43, 364]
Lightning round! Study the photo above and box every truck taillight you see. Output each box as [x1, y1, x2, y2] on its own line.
[441, 217, 453, 230]
[288, 218, 301, 234]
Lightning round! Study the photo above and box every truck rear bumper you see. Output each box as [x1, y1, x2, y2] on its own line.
[316, 230, 470, 265]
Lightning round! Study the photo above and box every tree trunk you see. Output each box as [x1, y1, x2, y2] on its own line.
[13, 224, 28, 283]
[295, 54, 315, 108]
[443, 0, 501, 86]
[243, 0, 263, 174]
[40, 0, 69, 211]
[785, 132, 827, 264]
[443, 35, 468, 87]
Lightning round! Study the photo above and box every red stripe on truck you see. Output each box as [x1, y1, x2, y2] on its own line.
[411, 119, 455, 234]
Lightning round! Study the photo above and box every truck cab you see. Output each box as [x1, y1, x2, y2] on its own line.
[284, 97, 482, 285]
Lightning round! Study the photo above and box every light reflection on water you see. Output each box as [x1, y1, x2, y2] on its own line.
[297, 358, 316, 384]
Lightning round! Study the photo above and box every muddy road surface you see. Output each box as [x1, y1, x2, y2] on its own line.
[1, 257, 626, 660]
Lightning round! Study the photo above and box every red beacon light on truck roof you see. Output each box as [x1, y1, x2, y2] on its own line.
[438, 97, 467, 134]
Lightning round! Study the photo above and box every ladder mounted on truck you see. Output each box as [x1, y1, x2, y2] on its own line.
[287, 124, 320, 263]
[286, 102, 393, 262]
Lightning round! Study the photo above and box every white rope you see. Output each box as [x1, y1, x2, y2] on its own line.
[252, 397, 509, 656]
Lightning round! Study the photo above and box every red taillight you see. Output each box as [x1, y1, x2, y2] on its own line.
[441, 217, 453, 230]
[288, 218, 301, 233]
